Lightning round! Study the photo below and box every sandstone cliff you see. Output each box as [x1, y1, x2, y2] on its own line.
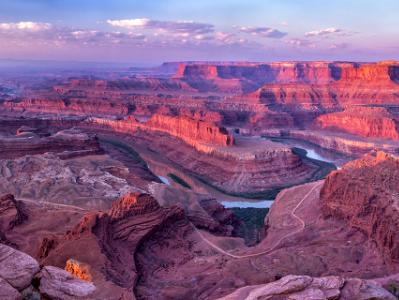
[320, 151, 399, 264]
[146, 114, 234, 147]
[315, 106, 399, 139]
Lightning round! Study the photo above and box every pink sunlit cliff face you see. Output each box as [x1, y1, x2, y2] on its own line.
[1, 0, 399, 299]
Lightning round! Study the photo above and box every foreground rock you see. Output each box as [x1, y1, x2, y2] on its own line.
[0, 243, 94, 300]
[217, 274, 396, 300]
[0, 243, 39, 290]
[40, 266, 95, 300]
[0, 277, 21, 300]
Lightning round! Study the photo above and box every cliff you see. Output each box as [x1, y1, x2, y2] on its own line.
[315, 106, 399, 139]
[146, 114, 234, 147]
[320, 151, 399, 264]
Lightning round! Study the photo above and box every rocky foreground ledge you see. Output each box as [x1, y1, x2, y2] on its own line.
[0, 243, 95, 300]
[218, 274, 398, 300]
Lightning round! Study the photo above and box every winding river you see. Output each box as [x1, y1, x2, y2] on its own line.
[217, 137, 349, 209]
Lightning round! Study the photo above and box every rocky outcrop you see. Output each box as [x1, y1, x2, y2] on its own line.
[40, 266, 95, 300]
[321, 151, 399, 264]
[315, 106, 399, 139]
[0, 152, 140, 207]
[217, 274, 397, 300]
[40, 192, 191, 299]
[0, 194, 28, 231]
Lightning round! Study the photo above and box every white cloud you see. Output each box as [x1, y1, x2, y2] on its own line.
[305, 27, 343, 37]
[107, 18, 214, 35]
[237, 26, 287, 38]
[286, 38, 314, 47]
[0, 21, 52, 31]
[107, 18, 150, 28]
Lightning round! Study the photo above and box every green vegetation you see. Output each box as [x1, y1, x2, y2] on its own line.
[167, 173, 192, 189]
[98, 137, 147, 167]
[231, 207, 269, 245]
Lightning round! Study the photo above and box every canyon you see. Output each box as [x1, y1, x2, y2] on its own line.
[1, 60, 399, 299]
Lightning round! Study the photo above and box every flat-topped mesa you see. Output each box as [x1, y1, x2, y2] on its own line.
[146, 114, 235, 147]
[0, 128, 102, 159]
[174, 61, 399, 84]
[314, 106, 399, 139]
[320, 151, 399, 264]
[337, 61, 399, 82]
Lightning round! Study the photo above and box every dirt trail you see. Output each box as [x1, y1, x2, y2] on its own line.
[18, 198, 87, 211]
[193, 181, 323, 259]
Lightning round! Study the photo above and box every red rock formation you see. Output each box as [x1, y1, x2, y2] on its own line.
[40, 193, 191, 298]
[130, 131, 317, 195]
[320, 151, 399, 264]
[0, 194, 28, 231]
[315, 106, 399, 139]
[147, 114, 234, 147]
[250, 61, 399, 110]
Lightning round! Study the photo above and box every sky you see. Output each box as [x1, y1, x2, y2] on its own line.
[0, 0, 398, 64]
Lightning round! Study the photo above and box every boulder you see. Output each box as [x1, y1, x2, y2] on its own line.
[40, 266, 95, 300]
[0, 244, 39, 290]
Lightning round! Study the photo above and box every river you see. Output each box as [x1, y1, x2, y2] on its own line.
[217, 137, 349, 209]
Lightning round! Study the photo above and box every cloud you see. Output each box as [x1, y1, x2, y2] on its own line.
[107, 18, 214, 35]
[285, 38, 314, 48]
[0, 21, 52, 31]
[305, 27, 344, 37]
[329, 42, 350, 50]
[237, 26, 287, 38]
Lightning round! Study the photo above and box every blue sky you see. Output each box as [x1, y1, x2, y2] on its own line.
[0, 0, 398, 63]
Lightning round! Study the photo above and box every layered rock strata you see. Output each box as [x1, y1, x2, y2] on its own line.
[0, 128, 102, 159]
[321, 151, 399, 264]
[315, 106, 399, 139]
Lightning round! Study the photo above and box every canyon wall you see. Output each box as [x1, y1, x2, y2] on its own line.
[320, 151, 399, 264]
[146, 114, 234, 147]
[176, 61, 399, 85]
[88, 114, 235, 150]
[315, 106, 399, 139]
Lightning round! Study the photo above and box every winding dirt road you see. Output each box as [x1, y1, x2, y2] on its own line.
[193, 181, 323, 259]
[19, 198, 87, 212]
